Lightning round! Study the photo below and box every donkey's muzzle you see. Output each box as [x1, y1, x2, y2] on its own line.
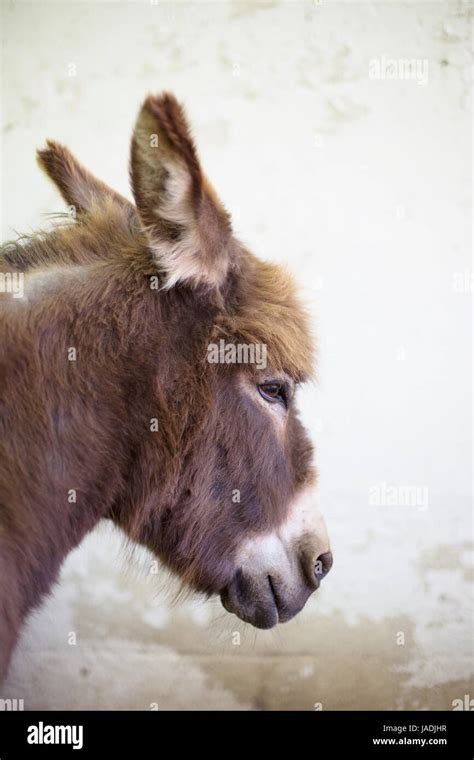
[220, 486, 332, 629]
[220, 550, 333, 630]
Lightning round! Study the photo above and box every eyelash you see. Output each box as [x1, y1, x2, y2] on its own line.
[257, 382, 289, 408]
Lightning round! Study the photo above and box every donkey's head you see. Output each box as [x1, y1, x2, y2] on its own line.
[36, 94, 332, 629]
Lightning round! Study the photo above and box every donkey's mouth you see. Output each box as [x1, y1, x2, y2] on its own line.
[220, 569, 312, 630]
[220, 584, 278, 630]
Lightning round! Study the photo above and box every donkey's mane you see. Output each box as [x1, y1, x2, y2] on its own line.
[2, 210, 314, 382]
[1, 200, 144, 273]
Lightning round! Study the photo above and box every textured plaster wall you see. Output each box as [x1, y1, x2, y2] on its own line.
[1, 0, 472, 709]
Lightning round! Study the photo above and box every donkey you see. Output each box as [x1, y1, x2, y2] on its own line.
[0, 93, 332, 683]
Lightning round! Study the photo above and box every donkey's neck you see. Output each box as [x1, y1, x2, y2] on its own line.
[1, 262, 153, 611]
[1, 256, 213, 622]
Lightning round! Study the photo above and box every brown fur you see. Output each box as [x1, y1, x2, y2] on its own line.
[0, 93, 321, 681]
[131, 93, 233, 289]
[37, 140, 136, 219]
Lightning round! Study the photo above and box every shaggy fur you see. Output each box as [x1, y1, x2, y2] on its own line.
[37, 140, 136, 220]
[0, 93, 320, 682]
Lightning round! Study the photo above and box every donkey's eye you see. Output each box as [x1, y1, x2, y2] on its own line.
[258, 382, 288, 407]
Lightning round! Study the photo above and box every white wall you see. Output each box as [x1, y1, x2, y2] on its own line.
[1, 0, 472, 709]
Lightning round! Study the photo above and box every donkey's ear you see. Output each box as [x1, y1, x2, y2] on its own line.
[130, 93, 232, 289]
[37, 140, 136, 219]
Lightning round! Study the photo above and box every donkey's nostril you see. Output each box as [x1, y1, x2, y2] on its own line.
[315, 551, 333, 581]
